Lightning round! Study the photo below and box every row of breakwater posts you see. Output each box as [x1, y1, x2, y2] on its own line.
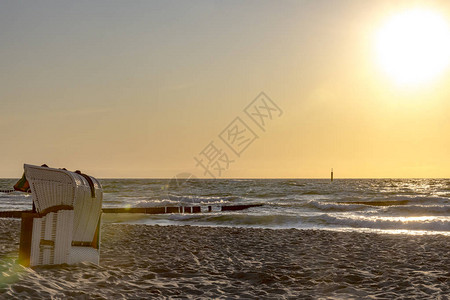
[0, 204, 264, 219]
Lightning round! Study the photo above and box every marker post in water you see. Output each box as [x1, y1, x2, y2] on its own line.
[331, 168, 334, 182]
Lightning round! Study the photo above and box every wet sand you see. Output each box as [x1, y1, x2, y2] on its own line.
[0, 219, 449, 299]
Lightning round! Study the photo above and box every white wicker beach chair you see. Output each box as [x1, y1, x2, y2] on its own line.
[19, 164, 103, 267]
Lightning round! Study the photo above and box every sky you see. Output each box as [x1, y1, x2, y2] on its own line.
[1, 0, 450, 178]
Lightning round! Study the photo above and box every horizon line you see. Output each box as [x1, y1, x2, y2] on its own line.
[2, 177, 449, 180]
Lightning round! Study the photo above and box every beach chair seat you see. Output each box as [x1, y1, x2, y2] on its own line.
[19, 164, 103, 267]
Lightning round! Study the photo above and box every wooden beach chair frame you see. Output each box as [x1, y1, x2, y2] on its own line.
[18, 164, 103, 267]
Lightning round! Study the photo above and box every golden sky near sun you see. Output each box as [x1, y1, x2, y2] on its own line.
[1, 1, 450, 178]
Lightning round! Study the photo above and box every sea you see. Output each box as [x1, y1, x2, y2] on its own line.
[1, 178, 449, 235]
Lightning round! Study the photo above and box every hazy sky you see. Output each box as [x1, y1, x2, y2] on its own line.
[1, 0, 450, 178]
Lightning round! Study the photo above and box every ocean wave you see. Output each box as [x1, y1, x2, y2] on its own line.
[103, 194, 241, 207]
[381, 196, 449, 205]
[313, 214, 450, 231]
[334, 196, 449, 207]
[147, 212, 450, 232]
[135, 199, 182, 207]
[163, 194, 238, 205]
[301, 190, 322, 195]
[382, 205, 450, 216]
[304, 200, 368, 211]
[165, 213, 302, 227]
[266, 200, 370, 212]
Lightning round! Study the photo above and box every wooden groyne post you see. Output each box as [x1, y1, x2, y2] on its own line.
[0, 204, 263, 219]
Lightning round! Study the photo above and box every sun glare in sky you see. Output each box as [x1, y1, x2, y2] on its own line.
[375, 8, 450, 87]
[2, 2, 450, 178]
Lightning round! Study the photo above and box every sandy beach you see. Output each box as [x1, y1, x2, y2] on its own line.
[0, 218, 448, 299]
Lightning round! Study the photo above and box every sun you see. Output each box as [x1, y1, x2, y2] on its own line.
[375, 8, 450, 87]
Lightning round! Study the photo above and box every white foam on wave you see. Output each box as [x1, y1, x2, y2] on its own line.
[171, 210, 450, 231]
[266, 200, 371, 212]
[161, 194, 236, 205]
[383, 196, 449, 205]
[305, 200, 368, 211]
[135, 199, 181, 207]
[106, 208, 450, 235]
[382, 205, 450, 216]
[315, 214, 450, 232]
